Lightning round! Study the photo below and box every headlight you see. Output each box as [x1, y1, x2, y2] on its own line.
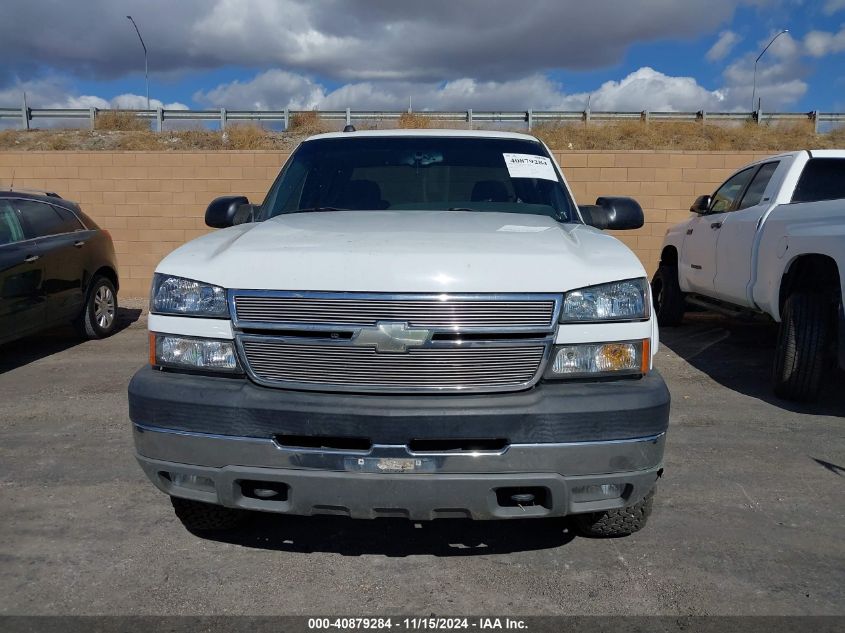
[545, 340, 649, 379]
[151, 274, 228, 317]
[151, 334, 240, 373]
[560, 278, 649, 322]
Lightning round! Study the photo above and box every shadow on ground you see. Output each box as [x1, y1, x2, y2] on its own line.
[0, 307, 142, 373]
[660, 313, 845, 415]
[199, 513, 577, 557]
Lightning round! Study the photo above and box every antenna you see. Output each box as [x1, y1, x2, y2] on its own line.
[9, 169, 14, 191]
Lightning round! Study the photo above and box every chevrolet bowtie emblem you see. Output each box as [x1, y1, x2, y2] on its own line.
[352, 321, 430, 353]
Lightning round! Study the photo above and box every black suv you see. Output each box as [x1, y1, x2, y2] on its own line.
[0, 191, 119, 345]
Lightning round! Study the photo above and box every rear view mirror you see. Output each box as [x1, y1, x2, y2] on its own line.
[205, 196, 253, 228]
[690, 195, 712, 214]
[580, 196, 644, 230]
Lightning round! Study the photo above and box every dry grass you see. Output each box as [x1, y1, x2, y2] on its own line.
[533, 120, 845, 151]
[224, 124, 275, 149]
[397, 112, 432, 129]
[0, 119, 842, 151]
[94, 110, 150, 132]
[112, 131, 184, 151]
[287, 110, 331, 135]
[0, 129, 20, 148]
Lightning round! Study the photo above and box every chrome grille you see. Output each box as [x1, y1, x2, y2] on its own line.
[234, 295, 556, 329]
[240, 339, 546, 391]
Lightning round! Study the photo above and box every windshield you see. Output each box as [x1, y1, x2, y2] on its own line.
[259, 136, 577, 222]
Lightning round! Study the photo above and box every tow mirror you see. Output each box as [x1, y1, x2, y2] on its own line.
[580, 196, 644, 230]
[690, 195, 712, 214]
[205, 196, 255, 228]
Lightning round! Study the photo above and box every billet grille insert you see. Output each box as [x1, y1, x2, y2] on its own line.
[240, 340, 547, 391]
[234, 295, 556, 329]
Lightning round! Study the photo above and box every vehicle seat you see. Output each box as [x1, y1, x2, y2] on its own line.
[471, 180, 510, 202]
[335, 180, 389, 210]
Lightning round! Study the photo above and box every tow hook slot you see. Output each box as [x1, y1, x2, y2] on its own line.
[239, 480, 290, 502]
[495, 487, 551, 510]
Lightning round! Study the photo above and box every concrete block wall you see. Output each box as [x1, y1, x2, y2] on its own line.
[0, 150, 777, 297]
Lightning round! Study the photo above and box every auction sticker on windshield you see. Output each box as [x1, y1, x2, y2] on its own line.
[502, 153, 558, 181]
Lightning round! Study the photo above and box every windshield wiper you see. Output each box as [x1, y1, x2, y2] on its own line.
[287, 206, 350, 214]
[447, 207, 482, 212]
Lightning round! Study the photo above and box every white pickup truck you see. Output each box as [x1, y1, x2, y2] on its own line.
[653, 149, 844, 402]
[128, 130, 669, 537]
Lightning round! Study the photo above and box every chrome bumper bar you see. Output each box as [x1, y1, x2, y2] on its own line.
[133, 424, 665, 476]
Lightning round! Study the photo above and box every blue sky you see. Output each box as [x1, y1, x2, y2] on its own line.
[2, 1, 844, 115]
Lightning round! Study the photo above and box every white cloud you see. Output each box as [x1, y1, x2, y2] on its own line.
[767, 31, 803, 61]
[804, 27, 845, 57]
[0, 77, 187, 111]
[707, 30, 741, 62]
[1, 0, 825, 117]
[0, 77, 187, 128]
[0, 0, 761, 82]
[196, 70, 327, 110]
[195, 67, 732, 114]
[716, 31, 813, 111]
[824, 0, 845, 14]
[109, 94, 188, 111]
[577, 68, 727, 111]
[65, 95, 111, 109]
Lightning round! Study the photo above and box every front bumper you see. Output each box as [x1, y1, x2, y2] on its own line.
[129, 368, 669, 520]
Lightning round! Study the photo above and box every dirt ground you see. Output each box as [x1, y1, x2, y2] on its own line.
[0, 311, 843, 615]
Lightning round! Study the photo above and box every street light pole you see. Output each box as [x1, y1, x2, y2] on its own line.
[751, 29, 788, 113]
[126, 15, 149, 110]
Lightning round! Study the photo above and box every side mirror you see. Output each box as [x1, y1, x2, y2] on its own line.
[580, 196, 644, 230]
[690, 195, 712, 214]
[205, 196, 254, 228]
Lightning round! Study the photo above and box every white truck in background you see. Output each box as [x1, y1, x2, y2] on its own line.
[653, 150, 845, 402]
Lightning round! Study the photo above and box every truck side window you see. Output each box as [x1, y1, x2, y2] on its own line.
[737, 162, 779, 210]
[792, 158, 845, 203]
[710, 167, 755, 213]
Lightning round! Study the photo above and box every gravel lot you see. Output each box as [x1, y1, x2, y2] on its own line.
[0, 308, 843, 616]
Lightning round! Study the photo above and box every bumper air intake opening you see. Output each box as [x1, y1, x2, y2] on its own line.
[239, 480, 290, 502]
[495, 486, 551, 509]
[408, 438, 508, 453]
[273, 434, 372, 452]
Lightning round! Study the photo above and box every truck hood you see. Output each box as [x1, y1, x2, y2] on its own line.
[156, 210, 646, 293]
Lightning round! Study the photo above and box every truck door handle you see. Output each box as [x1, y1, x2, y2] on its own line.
[24, 254, 40, 263]
[73, 240, 86, 248]
[686, 228, 694, 235]
[710, 222, 722, 230]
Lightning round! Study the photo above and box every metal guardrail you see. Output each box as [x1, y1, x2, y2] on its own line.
[1, 104, 843, 133]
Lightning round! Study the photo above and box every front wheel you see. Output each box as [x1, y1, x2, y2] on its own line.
[575, 487, 655, 538]
[74, 276, 118, 339]
[772, 292, 831, 402]
[651, 265, 685, 326]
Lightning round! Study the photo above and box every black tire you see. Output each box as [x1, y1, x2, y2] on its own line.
[772, 292, 831, 402]
[575, 487, 655, 538]
[74, 276, 118, 339]
[171, 497, 246, 532]
[651, 265, 685, 326]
